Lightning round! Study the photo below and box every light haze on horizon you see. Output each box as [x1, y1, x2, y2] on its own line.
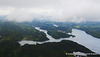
[0, 0, 100, 22]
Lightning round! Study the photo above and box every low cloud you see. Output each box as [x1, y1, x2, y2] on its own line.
[0, 0, 100, 22]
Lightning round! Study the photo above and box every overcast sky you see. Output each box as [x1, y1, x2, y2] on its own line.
[0, 0, 100, 22]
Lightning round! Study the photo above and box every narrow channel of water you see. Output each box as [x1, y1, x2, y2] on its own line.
[19, 27, 100, 54]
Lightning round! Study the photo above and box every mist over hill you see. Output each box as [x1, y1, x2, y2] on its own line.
[0, 0, 100, 57]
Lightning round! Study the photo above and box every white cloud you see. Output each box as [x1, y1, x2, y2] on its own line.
[0, 0, 100, 22]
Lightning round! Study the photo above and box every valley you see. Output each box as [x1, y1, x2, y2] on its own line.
[0, 19, 100, 57]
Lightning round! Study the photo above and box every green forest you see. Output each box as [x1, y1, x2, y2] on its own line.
[0, 40, 99, 57]
[73, 22, 100, 38]
[0, 19, 100, 57]
[22, 21, 75, 39]
[0, 21, 48, 41]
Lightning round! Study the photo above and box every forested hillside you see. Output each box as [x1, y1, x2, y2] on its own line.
[0, 19, 100, 57]
[0, 40, 99, 57]
[21, 21, 75, 39]
[73, 22, 100, 38]
[0, 21, 48, 41]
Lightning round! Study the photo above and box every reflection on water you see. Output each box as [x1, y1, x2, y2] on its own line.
[68, 29, 100, 54]
[19, 27, 100, 54]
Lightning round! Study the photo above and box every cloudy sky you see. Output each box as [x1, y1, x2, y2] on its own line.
[0, 0, 100, 22]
